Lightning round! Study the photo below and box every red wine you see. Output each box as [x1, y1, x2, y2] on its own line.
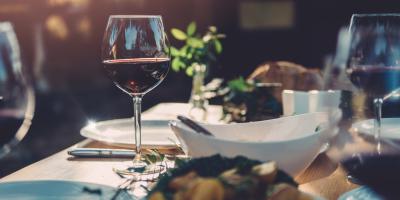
[342, 154, 400, 198]
[103, 58, 170, 94]
[348, 66, 400, 97]
[0, 111, 24, 147]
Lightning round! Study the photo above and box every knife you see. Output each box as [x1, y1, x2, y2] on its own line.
[68, 148, 135, 158]
[177, 115, 214, 136]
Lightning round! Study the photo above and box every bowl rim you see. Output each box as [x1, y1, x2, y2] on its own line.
[170, 112, 327, 144]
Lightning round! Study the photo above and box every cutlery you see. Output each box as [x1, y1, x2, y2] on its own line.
[68, 148, 135, 158]
[177, 115, 214, 136]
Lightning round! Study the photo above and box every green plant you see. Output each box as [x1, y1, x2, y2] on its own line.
[222, 77, 282, 122]
[227, 77, 255, 93]
[170, 22, 225, 76]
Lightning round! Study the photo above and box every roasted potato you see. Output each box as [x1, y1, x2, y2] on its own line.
[191, 178, 224, 200]
[168, 171, 198, 190]
[252, 161, 278, 184]
[148, 192, 166, 200]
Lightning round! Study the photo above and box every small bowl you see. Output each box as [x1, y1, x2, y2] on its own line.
[170, 112, 334, 176]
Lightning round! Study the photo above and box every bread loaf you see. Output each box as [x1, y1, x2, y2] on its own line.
[248, 61, 323, 102]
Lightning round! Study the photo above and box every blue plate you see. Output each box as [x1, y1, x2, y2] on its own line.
[339, 186, 383, 200]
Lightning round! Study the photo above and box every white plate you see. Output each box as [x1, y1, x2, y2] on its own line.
[352, 118, 400, 140]
[338, 186, 382, 200]
[80, 119, 179, 148]
[0, 180, 134, 200]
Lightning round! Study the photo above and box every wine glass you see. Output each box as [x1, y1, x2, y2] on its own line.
[0, 22, 35, 159]
[325, 14, 400, 198]
[346, 14, 400, 153]
[101, 15, 170, 172]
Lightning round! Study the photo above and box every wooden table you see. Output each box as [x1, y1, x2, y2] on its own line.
[0, 140, 358, 200]
[0, 103, 361, 199]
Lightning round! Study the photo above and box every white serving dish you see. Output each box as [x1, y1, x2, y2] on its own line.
[80, 119, 179, 148]
[170, 112, 335, 176]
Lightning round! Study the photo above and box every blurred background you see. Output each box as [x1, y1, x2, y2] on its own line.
[1, 0, 400, 177]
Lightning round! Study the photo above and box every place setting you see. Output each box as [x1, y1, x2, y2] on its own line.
[2, 3, 400, 200]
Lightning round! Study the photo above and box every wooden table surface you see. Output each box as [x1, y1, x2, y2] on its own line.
[0, 103, 364, 199]
[0, 139, 358, 200]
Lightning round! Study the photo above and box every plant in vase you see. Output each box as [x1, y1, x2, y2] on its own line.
[170, 22, 225, 121]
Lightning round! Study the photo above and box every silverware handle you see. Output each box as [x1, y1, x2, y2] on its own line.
[68, 148, 135, 158]
[177, 115, 213, 136]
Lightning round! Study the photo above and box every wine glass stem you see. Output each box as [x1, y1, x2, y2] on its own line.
[133, 95, 143, 162]
[374, 97, 383, 153]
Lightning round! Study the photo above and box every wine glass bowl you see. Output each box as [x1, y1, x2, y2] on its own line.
[347, 14, 400, 98]
[102, 15, 170, 96]
[101, 15, 170, 171]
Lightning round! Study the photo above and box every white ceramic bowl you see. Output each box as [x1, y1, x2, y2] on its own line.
[170, 112, 334, 176]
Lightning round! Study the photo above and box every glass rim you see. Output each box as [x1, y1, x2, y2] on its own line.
[109, 15, 162, 19]
[352, 13, 400, 17]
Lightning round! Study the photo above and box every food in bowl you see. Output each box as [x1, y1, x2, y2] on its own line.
[147, 155, 314, 200]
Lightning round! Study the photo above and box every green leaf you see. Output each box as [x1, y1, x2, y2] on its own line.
[159, 153, 165, 161]
[180, 45, 189, 56]
[185, 66, 194, 76]
[186, 51, 193, 59]
[187, 38, 204, 48]
[214, 40, 222, 54]
[172, 57, 185, 71]
[171, 28, 187, 40]
[170, 46, 179, 56]
[143, 149, 165, 164]
[228, 77, 254, 92]
[144, 154, 157, 164]
[186, 22, 196, 36]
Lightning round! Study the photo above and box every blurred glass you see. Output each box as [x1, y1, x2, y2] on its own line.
[0, 22, 35, 159]
[347, 14, 400, 153]
[326, 14, 400, 198]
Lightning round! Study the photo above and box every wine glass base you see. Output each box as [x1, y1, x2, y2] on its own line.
[113, 161, 165, 179]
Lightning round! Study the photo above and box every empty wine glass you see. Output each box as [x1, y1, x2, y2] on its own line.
[101, 15, 170, 173]
[0, 22, 35, 159]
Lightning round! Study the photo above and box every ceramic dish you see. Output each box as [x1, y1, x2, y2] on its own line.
[0, 180, 133, 200]
[81, 119, 179, 148]
[170, 112, 338, 176]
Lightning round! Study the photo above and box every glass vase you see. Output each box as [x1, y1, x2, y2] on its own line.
[189, 63, 208, 121]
